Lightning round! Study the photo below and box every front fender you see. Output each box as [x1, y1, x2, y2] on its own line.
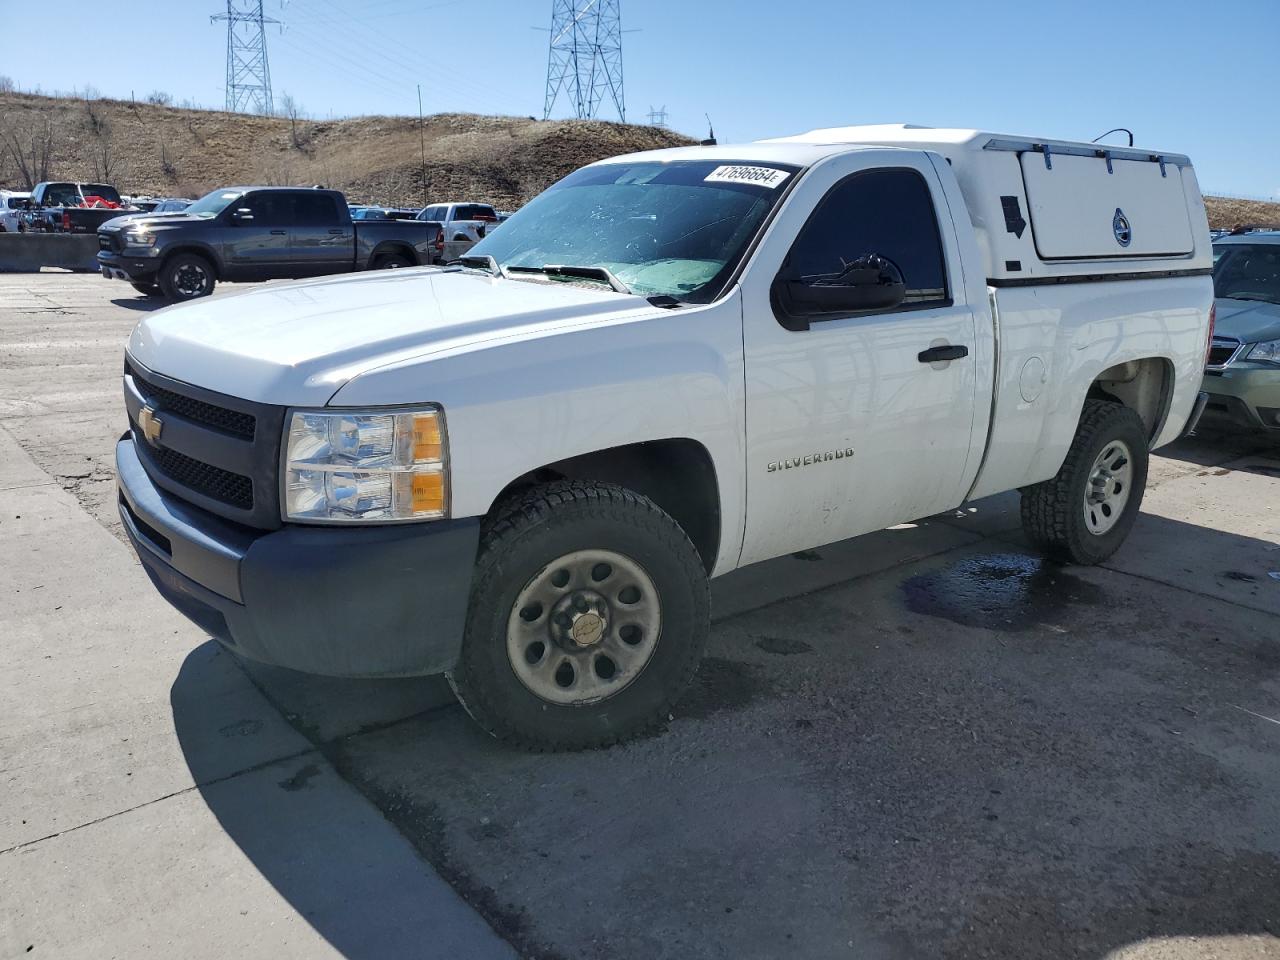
[327, 292, 748, 574]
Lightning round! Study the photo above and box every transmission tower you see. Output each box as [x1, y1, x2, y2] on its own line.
[646, 105, 668, 128]
[211, 1, 278, 115]
[542, 0, 625, 123]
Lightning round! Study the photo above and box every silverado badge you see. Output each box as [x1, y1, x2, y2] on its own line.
[767, 447, 854, 473]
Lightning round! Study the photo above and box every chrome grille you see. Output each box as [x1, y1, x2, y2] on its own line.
[1206, 337, 1241, 370]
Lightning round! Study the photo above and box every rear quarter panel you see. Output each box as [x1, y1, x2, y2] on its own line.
[968, 275, 1212, 499]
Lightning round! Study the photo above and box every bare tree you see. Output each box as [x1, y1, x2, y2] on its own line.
[0, 76, 15, 94]
[278, 92, 307, 150]
[146, 90, 173, 107]
[0, 113, 57, 189]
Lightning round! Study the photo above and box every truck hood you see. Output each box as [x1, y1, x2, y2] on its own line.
[1214, 297, 1280, 344]
[127, 268, 650, 405]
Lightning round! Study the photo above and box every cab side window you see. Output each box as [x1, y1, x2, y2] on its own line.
[777, 168, 950, 326]
[294, 193, 339, 226]
[241, 193, 293, 225]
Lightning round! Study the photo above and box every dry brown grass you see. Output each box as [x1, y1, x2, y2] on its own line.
[0, 92, 693, 207]
[1203, 196, 1280, 231]
[2, 92, 1276, 226]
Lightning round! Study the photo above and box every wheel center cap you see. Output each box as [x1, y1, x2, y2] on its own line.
[570, 612, 604, 647]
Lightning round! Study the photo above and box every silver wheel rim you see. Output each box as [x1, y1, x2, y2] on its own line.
[1083, 439, 1133, 535]
[174, 262, 208, 297]
[506, 548, 661, 706]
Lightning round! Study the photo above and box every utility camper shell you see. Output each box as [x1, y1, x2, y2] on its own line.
[762, 125, 1212, 284]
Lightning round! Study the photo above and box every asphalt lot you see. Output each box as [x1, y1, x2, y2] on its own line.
[3, 271, 1280, 959]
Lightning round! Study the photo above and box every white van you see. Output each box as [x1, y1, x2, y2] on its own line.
[116, 125, 1212, 748]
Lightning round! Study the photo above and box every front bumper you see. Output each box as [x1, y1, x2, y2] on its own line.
[97, 250, 160, 283]
[116, 436, 480, 677]
[1200, 365, 1280, 431]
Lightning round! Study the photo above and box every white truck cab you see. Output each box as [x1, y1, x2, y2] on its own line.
[116, 125, 1213, 749]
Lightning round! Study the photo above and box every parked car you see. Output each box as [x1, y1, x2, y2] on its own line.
[23, 181, 137, 233]
[1200, 232, 1280, 433]
[0, 190, 30, 232]
[97, 185, 446, 299]
[115, 126, 1212, 749]
[152, 198, 192, 214]
[416, 201, 500, 241]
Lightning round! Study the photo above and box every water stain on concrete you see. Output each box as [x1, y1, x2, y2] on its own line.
[901, 553, 1104, 631]
[754, 636, 814, 656]
[277, 763, 321, 792]
[676, 657, 770, 719]
[1222, 570, 1258, 584]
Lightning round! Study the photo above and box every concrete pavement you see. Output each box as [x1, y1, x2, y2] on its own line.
[4, 272, 1280, 959]
[0, 425, 515, 959]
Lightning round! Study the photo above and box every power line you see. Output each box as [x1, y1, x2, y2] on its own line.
[542, 0, 626, 123]
[211, 1, 279, 114]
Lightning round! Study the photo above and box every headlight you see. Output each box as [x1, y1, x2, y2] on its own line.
[283, 407, 448, 522]
[124, 228, 155, 247]
[1246, 339, 1280, 364]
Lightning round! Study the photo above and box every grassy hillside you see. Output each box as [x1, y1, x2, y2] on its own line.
[1, 92, 1276, 226]
[0, 92, 693, 208]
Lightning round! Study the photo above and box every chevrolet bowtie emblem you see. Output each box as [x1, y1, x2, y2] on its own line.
[138, 405, 164, 445]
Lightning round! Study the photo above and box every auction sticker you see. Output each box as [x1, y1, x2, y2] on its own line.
[704, 165, 791, 189]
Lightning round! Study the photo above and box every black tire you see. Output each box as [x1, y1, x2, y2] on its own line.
[1020, 399, 1148, 565]
[130, 282, 161, 296]
[448, 480, 710, 751]
[159, 252, 216, 301]
[373, 252, 411, 269]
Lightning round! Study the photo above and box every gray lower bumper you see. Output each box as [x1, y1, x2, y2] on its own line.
[116, 437, 480, 678]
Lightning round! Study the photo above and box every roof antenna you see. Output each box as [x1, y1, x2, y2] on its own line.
[1091, 127, 1134, 147]
[700, 113, 716, 146]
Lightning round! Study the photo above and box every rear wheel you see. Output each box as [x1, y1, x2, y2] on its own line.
[373, 252, 411, 269]
[449, 480, 709, 751]
[1020, 399, 1148, 565]
[159, 252, 216, 301]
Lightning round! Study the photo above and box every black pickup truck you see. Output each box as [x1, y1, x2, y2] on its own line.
[97, 186, 446, 300]
[24, 181, 137, 233]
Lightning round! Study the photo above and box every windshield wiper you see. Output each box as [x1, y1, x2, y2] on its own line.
[507, 264, 633, 295]
[455, 254, 508, 279]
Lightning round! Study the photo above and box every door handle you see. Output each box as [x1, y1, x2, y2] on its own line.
[328, 228, 344, 235]
[270, 229, 286, 235]
[917, 344, 969, 363]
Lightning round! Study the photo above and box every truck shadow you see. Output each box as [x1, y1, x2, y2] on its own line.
[170, 458, 1280, 959]
[110, 297, 170, 312]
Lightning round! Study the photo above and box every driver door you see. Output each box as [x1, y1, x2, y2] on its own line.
[738, 152, 979, 566]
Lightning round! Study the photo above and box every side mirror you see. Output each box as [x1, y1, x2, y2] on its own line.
[771, 254, 907, 332]
[231, 207, 254, 223]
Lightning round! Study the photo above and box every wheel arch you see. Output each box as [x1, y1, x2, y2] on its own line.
[159, 243, 222, 279]
[1086, 356, 1175, 444]
[485, 438, 722, 576]
[368, 240, 415, 266]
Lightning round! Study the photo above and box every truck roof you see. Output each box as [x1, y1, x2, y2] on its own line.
[598, 123, 1209, 284]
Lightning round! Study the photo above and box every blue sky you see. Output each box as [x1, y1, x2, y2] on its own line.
[2, 0, 1276, 198]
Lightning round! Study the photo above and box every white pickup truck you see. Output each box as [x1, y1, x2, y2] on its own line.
[116, 125, 1213, 749]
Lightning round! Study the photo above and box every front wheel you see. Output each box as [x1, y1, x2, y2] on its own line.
[449, 481, 709, 751]
[1020, 399, 1148, 565]
[159, 252, 216, 301]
